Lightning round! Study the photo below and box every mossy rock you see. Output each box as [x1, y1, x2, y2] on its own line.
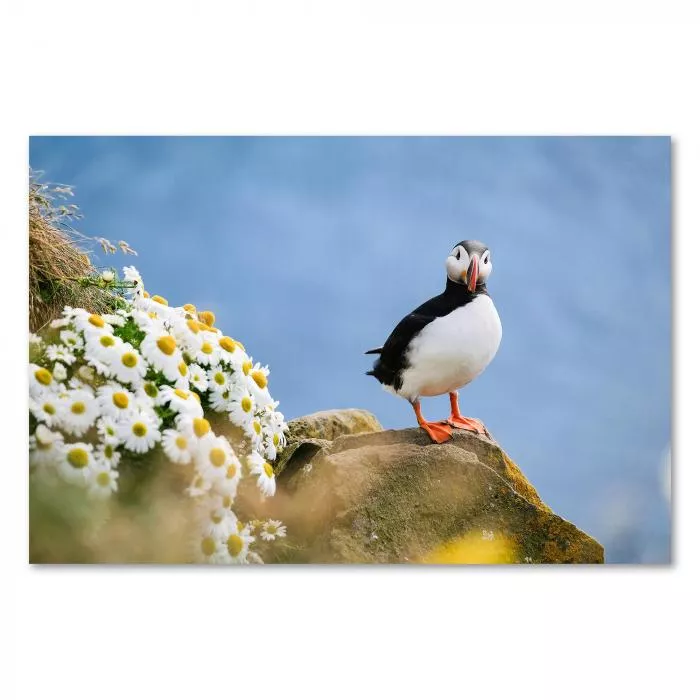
[272, 420, 603, 565]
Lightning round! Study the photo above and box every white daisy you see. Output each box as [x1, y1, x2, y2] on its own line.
[101, 313, 126, 327]
[120, 411, 161, 453]
[193, 332, 220, 366]
[46, 344, 76, 366]
[85, 330, 124, 365]
[175, 414, 213, 442]
[245, 363, 273, 406]
[29, 392, 61, 428]
[216, 335, 246, 366]
[108, 343, 147, 386]
[95, 441, 121, 469]
[208, 386, 234, 413]
[29, 364, 55, 397]
[139, 332, 186, 382]
[199, 506, 238, 541]
[96, 382, 137, 421]
[72, 310, 114, 338]
[196, 532, 226, 564]
[259, 519, 287, 541]
[57, 387, 99, 437]
[29, 425, 65, 471]
[157, 386, 203, 417]
[56, 442, 94, 486]
[29, 332, 43, 346]
[87, 463, 119, 499]
[187, 363, 209, 393]
[59, 329, 84, 350]
[161, 429, 193, 464]
[227, 388, 256, 428]
[194, 434, 236, 483]
[212, 453, 242, 498]
[170, 316, 203, 354]
[96, 416, 122, 445]
[221, 525, 255, 564]
[122, 265, 144, 297]
[248, 452, 276, 497]
[208, 365, 231, 393]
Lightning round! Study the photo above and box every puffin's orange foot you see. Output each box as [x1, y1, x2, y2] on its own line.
[448, 415, 487, 434]
[419, 421, 453, 444]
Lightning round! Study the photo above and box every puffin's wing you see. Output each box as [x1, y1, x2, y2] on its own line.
[364, 347, 383, 355]
[367, 312, 437, 388]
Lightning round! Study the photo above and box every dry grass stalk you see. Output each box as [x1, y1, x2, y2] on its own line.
[28, 171, 115, 332]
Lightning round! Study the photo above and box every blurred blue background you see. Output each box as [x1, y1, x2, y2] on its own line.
[29, 136, 671, 564]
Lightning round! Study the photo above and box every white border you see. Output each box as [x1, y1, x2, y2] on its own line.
[3, 4, 698, 699]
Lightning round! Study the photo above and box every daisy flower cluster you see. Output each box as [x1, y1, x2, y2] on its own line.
[28, 266, 288, 564]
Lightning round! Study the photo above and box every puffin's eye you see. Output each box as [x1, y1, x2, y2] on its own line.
[455, 250, 461, 261]
[483, 254, 489, 264]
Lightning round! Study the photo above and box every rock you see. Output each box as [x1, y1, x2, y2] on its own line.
[272, 417, 604, 564]
[275, 408, 383, 475]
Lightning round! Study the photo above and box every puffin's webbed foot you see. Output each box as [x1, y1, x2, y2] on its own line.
[447, 415, 487, 434]
[411, 399, 453, 444]
[447, 391, 487, 434]
[419, 420, 453, 444]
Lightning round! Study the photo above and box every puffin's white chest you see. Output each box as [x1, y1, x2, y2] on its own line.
[398, 295, 502, 399]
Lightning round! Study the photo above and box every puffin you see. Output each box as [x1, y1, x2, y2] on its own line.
[366, 240, 502, 443]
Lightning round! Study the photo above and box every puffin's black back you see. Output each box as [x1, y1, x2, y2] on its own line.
[366, 277, 489, 392]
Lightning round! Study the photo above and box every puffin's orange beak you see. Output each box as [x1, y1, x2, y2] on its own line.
[465, 254, 479, 292]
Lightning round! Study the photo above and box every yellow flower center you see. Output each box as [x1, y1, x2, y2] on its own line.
[143, 291, 150, 298]
[240, 396, 252, 413]
[264, 462, 274, 478]
[251, 370, 268, 389]
[201, 537, 217, 557]
[226, 464, 237, 479]
[88, 314, 105, 328]
[148, 312, 157, 320]
[192, 392, 201, 403]
[34, 368, 52, 386]
[219, 337, 236, 353]
[175, 436, 188, 450]
[43, 403, 56, 416]
[253, 420, 262, 435]
[67, 448, 89, 469]
[186, 319, 200, 334]
[200, 342, 213, 355]
[113, 392, 129, 409]
[144, 382, 158, 398]
[100, 335, 115, 347]
[121, 352, 138, 368]
[199, 311, 216, 326]
[183, 304, 197, 314]
[132, 422, 147, 437]
[226, 534, 243, 557]
[209, 448, 226, 467]
[71, 401, 86, 415]
[222, 495, 233, 509]
[174, 389, 190, 400]
[236, 520, 245, 532]
[193, 418, 210, 437]
[156, 335, 177, 356]
[211, 510, 223, 524]
[96, 471, 111, 487]
[214, 372, 226, 386]
[242, 360, 252, 376]
[178, 361, 187, 377]
[151, 295, 168, 306]
[104, 444, 114, 459]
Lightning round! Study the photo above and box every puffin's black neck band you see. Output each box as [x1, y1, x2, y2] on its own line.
[444, 277, 488, 298]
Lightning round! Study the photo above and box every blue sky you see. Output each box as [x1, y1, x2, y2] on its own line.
[29, 136, 671, 563]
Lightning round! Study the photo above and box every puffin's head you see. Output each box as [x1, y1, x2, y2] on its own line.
[445, 240, 492, 292]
